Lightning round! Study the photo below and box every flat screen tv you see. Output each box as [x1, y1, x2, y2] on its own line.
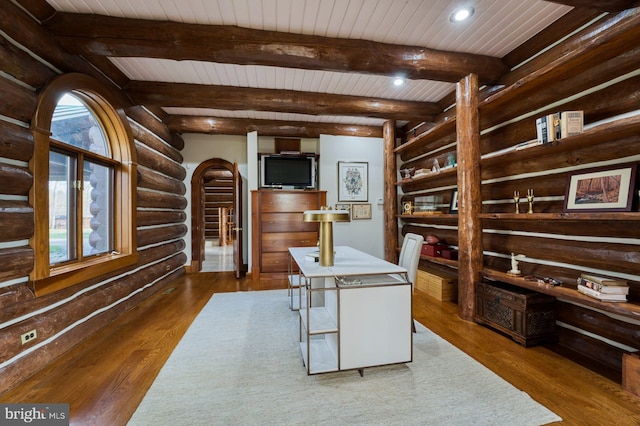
[260, 154, 316, 189]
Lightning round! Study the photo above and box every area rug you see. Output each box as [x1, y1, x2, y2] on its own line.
[128, 290, 561, 425]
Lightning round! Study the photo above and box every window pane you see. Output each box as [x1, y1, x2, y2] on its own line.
[49, 151, 77, 264]
[83, 160, 113, 257]
[51, 94, 110, 157]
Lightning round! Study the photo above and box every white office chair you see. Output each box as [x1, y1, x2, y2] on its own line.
[398, 233, 424, 332]
[398, 233, 424, 287]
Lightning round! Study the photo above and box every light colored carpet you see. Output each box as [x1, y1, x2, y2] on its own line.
[128, 290, 561, 426]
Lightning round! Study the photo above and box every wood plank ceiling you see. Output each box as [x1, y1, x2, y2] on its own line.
[21, 0, 635, 137]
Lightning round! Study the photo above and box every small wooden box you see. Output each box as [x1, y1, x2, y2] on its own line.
[475, 281, 557, 347]
[622, 352, 640, 400]
[441, 248, 458, 260]
[421, 243, 444, 257]
[415, 267, 458, 301]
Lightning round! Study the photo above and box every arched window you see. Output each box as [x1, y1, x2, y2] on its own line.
[31, 74, 137, 295]
[50, 93, 114, 263]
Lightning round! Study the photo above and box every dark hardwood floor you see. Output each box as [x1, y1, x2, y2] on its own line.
[1, 271, 639, 425]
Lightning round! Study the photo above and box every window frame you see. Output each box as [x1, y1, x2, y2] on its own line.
[49, 142, 117, 264]
[30, 73, 138, 296]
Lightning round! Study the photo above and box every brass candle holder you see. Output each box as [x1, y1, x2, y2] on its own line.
[513, 190, 520, 214]
[527, 189, 534, 214]
[303, 206, 350, 266]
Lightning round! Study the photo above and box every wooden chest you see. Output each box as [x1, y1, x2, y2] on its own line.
[475, 280, 557, 347]
[415, 267, 457, 301]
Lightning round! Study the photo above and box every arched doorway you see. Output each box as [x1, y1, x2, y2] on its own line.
[191, 158, 244, 278]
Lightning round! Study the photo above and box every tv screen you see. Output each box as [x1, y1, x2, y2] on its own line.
[261, 155, 315, 188]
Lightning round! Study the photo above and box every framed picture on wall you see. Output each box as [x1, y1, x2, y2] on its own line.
[338, 161, 368, 202]
[564, 163, 637, 212]
[352, 203, 372, 220]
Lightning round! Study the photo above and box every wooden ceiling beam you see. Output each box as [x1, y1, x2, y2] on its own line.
[548, 0, 637, 11]
[44, 13, 508, 85]
[15, 0, 56, 22]
[125, 81, 440, 122]
[164, 115, 382, 138]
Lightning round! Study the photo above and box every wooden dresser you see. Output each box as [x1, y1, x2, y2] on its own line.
[251, 190, 326, 278]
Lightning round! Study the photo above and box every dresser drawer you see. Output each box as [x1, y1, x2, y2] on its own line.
[262, 232, 317, 252]
[259, 192, 321, 212]
[261, 252, 290, 272]
[261, 212, 318, 232]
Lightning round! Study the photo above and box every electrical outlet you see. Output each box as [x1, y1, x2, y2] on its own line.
[20, 329, 37, 345]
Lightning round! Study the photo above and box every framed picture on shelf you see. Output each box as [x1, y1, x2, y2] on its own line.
[338, 161, 368, 202]
[564, 163, 637, 212]
[335, 203, 351, 218]
[449, 189, 459, 214]
[351, 203, 372, 220]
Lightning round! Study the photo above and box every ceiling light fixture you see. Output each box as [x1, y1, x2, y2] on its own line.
[450, 6, 474, 23]
[393, 77, 405, 86]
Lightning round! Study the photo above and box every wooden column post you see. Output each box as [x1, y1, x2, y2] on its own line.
[383, 120, 398, 263]
[456, 74, 482, 321]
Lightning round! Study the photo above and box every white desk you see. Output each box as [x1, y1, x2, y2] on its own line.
[289, 246, 413, 375]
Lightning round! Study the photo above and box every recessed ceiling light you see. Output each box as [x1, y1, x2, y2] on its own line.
[450, 6, 474, 23]
[393, 77, 405, 86]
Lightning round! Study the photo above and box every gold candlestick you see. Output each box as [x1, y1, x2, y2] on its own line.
[527, 189, 534, 214]
[513, 190, 520, 214]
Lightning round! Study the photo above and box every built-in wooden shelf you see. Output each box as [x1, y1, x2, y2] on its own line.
[480, 115, 640, 178]
[395, 166, 457, 190]
[394, 117, 456, 161]
[403, 212, 639, 222]
[482, 268, 640, 321]
[481, 140, 557, 170]
[479, 212, 640, 221]
[421, 256, 458, 269]
[398, 214, 458, 223]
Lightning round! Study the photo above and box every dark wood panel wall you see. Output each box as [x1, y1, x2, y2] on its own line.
[0, 4, 187, 392]
[397, 9, 640, 380]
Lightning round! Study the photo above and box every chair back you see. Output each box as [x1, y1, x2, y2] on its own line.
[398, 233, 424, 284]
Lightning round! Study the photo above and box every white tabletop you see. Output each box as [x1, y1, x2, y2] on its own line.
[289, 246, 408, 278]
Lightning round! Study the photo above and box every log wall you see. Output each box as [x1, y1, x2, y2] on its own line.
[397, 8, 640, 381]
[0, 3, 187, 392]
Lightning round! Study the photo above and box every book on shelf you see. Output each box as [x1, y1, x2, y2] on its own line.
[577, 277, 629, 294]
[580, 273, 626, 286]
[577, 284, 627, 302]
[536, 111, 583, 143]
[536, 114, 556, 143]
[558, 111, 584, 138]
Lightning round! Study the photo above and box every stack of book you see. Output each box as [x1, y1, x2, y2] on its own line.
[536, 114, 557, 143]
[536, 110, 584, 143]
[577, 273, 628, 302]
